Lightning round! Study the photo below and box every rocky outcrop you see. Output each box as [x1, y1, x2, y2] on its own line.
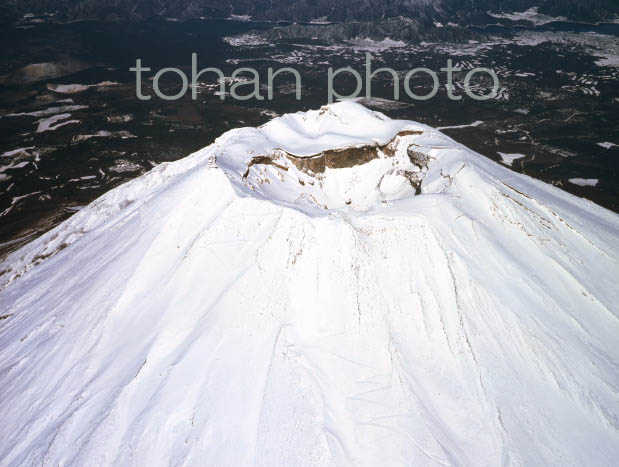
[244, 129, 425, 177]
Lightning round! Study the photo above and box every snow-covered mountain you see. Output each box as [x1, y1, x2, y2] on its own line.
[1, 102, 618, 466]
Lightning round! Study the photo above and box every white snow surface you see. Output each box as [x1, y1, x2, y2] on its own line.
[47, 82, 121, 94]
[497, 152, 526, 166]
[35, 113, 80, 133]
[343, 38, 407, 51]
[487, 7, 568, 26]
[437, 120, 484, 130]
[1, 102, 618, 466]
[568, 178, 599, 187]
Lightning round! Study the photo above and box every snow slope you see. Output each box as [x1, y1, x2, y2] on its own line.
[1, 102, 618, 466]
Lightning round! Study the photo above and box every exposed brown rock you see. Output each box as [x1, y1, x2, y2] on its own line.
[243, 129, 424, 178]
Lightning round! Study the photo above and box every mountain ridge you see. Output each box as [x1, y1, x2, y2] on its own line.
[3, 0, 618, 24]
[1, 102, 618, 466]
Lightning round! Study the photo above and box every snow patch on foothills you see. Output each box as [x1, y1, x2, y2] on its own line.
[36, 114, 80, 133]
[309, 17, 332, 25]
[108, 159, 143, 173]
[3, 104, 87, 118]
[72, 131, 136, 143]
[1, 147, 36, 158]
[47, 82, 121, 94]
[223, 33, 270, 47]
[568, 178, 599, 186]
[106, 114, 134, 123]
[488, 7, 568, 26]
[229, 14, 252, 22]
[0, 147, 40, 181]
[344, 38, 407, 51]
[498, 152, 526, 166]
[437, 121, 484, 130]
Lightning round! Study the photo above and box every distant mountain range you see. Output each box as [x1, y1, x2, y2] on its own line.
[2, 0, 618, 24]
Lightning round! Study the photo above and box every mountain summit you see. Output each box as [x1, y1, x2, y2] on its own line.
[1, 102, 618, 466]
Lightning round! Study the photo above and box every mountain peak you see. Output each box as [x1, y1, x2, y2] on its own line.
[1, 103, 619, 466]
[216, 103, 433, 211]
